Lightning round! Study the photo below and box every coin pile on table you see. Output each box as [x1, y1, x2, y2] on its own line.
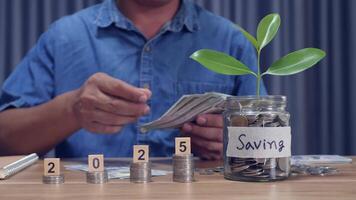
[86, 170, 108, 184]
[172, 154, 194, 183]
[130, 162, 152, 183]
[42, 174, 65, 184]
[291, 164, 338, 176]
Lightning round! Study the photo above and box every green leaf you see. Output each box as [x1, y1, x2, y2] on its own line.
[262, 48, 326, 76]
[190, 49, 257, 76]
[257, 13, 281, 50]
[236, 25, 258, 50]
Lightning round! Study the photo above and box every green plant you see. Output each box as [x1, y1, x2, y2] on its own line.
[190, 13, 326, 97]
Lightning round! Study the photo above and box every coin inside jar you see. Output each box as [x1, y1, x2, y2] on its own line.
[230, 115, 248, 127]
[223, 96, 291, 182]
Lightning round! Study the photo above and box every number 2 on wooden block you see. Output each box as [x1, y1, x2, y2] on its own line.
[133, 145, 149, 163]
[175, 137, 191, 155]
[44, 158, 60, 176]
[88, 154, 104, 172]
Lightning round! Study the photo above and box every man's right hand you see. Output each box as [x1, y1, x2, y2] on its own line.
[72, 73, 151, 134]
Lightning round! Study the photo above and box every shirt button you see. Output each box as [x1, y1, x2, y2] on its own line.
[144, 46, 151, 52]
[143, 83, 150, 89]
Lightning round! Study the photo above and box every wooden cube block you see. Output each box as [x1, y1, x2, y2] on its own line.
[133, 145, 149, 163]
[88, 154, 104, 172]
[175, 137, 191, 155]
[44, 158, 60, 176]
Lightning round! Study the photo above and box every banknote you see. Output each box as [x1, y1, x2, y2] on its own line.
[140, 92, 230, 133]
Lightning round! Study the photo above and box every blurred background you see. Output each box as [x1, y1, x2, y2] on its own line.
[0, 0, 355, 155]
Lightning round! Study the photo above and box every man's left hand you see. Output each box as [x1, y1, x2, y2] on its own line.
[181, 114, 223, 160]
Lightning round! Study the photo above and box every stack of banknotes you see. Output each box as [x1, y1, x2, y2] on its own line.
[140, 92, 230, 133]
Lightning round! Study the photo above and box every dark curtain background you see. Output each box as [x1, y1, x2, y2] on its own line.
[0, 0, 355, 155]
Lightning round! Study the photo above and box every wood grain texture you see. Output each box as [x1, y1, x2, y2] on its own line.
[88, 155, 104, 172]
[175, 137, 191, 155]
[43, 158, 60, 176]
[0, 156, 355, 200]
[133, 145, 149, 163]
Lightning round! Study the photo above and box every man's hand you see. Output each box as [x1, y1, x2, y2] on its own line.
[181, 114, 223, 160]
[73, 73, 151, 134]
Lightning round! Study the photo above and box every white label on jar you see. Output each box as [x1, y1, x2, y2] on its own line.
[226, 127, 291, 158]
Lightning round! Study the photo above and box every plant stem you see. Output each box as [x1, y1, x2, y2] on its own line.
[256, 50, 261, 98]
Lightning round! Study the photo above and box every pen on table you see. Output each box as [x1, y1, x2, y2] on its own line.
[0, 153, 39, 180]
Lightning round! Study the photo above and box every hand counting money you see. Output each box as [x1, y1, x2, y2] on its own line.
[43, 158, 64, 184]
[86, 154, 108, 184]
[140, 92, 229, 132]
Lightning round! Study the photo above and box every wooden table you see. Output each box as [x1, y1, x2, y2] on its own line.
[0, 156, 355, 200]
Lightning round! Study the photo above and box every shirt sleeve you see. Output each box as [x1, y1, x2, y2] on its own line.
[233, 32, 268, 96]
[0, 24, 57, 111]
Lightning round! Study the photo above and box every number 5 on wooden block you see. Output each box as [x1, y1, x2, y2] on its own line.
[88, 154, 104, 172]
[133, 145, 149, 163]
[44, 158, 60, 176]
[175, 137, 191, 155]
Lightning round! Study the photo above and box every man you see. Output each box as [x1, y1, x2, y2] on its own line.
[0, 0, 265, 160]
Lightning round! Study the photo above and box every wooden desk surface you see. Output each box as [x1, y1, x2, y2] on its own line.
[0, 156, 355, 200]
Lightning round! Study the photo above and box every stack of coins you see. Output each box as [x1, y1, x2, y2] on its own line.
[86, 170, 108, 184]
[42, 174, 64, 184]
[172, 154, 194, 183]
[130, 162, 152, 183]
[42, 158, 64, 184]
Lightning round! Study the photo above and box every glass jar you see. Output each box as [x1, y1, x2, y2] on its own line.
[223, 96, 291, 182]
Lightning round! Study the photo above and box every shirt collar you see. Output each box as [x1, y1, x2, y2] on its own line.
[94, 0, 200, 32]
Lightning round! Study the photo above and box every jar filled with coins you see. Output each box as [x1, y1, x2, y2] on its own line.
[223, 96, 291, 182]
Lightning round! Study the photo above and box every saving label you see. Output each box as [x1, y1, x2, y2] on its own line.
[226, 127, 291, 158]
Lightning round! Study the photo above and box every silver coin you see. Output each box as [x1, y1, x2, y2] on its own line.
[212, 166, 224, 173]
[249, 120, 265, 127]
[275, 171, 288, 177]
[198, 169, 214, 175]
[231, 161, 258, 171]
[242, 171, 264, 177]
[255, 158, 267, 164]
[230, 115, 249, 127]
[86, 171, 108, 184]
[306, 166, 338, 176]
[253, 173, 271, 178]
[230, 164, 250, 172]
[264, 122, 281, 127]
[42, 174, 64, 184]
[172, 154, 195, 183]
[246, 115, 258, 124]
[230, 162, 248, 168]
[130, 162, 152, 183]
[277, 158, 290, 172]
[277, 114, 290, 126]
[291, 164, 309, 175]
[258, 113, 278, 120]
[264, 158, 277, 169]
[243, 167, 263, 174]
[231, 158, 255, 164]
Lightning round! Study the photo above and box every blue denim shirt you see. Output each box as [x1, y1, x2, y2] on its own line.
[0, 0, 266, 158]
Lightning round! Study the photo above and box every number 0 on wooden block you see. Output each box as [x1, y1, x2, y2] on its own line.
[44, 158, 60, 176]
[133, 145, 149, 163]
[175, 137, 191, 155]
[88, 154, 104, 172]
